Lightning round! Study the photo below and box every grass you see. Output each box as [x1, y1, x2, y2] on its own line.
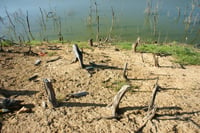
[112, 42, 132, 50]
[137, 44, 200, 65]
[112, 41, 200, 65]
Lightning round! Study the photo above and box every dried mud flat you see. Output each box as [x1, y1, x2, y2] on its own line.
[0, 44, 200, 133]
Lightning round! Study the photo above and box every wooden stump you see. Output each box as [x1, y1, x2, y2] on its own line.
[108, 85, 131, 117]
[132, 37, 140, 53]
[123, 62, 128, 81]
[43, 79, 58, 108]
[153, 53, 160, 67]
[89, 39, 93, 46]
[72, 44, 84, 68]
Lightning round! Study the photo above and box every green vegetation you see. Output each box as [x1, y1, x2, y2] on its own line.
[113, 42, 132, 50]
[112, 42, 200, 65]
[137, 44, 200, 65]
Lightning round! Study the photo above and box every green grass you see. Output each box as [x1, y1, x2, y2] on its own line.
[112, 42, 132, 50]
[137, 44, 200, 65]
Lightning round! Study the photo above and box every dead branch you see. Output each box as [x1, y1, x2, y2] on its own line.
[108, 85, 131, 117]
[132, 37, 140, 53]
[123, 62, 128, 81]
[46, 56, 61, 63]
[135, 107, 157, 133]
[72, 44, 84, 68]
[135, 79, 159, 132]
[24, 46, 38, 56]
[148, 79, 159, 112]
[26, 11, 35, 40]
[153, 53, 159, 67]
[43, 79, 58, 108]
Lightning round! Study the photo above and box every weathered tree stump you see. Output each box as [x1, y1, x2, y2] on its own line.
[132, 37, 140, 53]
[153, 53, 160, 67]
[88, 39, 93, 46]
[107, 85, 131, 117]
[123, 62, 128, 81]
[72, 44, 84, 68]
[43, 79, 58, 108]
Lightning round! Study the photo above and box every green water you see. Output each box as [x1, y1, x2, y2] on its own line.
[0, 0, 199, 44]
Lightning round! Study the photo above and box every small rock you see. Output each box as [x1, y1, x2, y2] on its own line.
[35, 59, 41, 66]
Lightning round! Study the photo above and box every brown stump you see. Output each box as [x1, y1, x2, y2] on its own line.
[43, 79, 58, 108]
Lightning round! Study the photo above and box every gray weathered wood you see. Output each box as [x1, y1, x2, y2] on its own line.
[148, 79, 159, 112]
[46, 56, 61, 63]
[43, 79, 58, 108]
[72, 44, 84, 68]
[132, 37, 140, 53]
[123, 63, 128, 81]
[108, 85, 131, 117]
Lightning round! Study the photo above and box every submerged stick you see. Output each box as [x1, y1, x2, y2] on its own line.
[108, 85, 130, 117]
[43, 79, 58, 108]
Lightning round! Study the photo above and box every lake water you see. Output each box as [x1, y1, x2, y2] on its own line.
[0, 0, 200, 44]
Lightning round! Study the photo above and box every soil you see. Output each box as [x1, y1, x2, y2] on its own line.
[0, 43, 200, 133]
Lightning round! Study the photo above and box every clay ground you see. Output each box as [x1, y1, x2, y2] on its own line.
[0, 43, 200, 133]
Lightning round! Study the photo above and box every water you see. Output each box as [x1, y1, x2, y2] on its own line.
[0, 0, 200, 44]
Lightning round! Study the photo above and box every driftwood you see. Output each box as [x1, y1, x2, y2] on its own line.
[123, 62, 128, 81]
[28, 74, 38, 81]
[107, 85, 131, 117]
[0, 98, 23, 111]
[66, 91, 89, 100]
[148, 79, 160, 112]
[43, 79, 58, 108]
[132, 37, 140, 53]
[135, 79, 159, 132]
[153, 53, 159, 67]
[46, 56, 61, 63]
[72, 44, 84, 68]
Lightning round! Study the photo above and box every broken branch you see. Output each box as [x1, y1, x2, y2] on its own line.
[108, 85, 130, 117]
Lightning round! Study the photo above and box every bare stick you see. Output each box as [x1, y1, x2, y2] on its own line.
[153, 53, 159, 67]
[148, 79, 159, 112]
[96, 16, 100, 41]
[26, 11, 35, 40]
[135, 107, 157, 133]
[123, 63, 128, 81]
[141, 53, 145, 63]
[43, 79, 58, 108]
[72, 44, 84, 68]
[132, 37, 140, 53]
[46, 56, 61, 63]
[108, 85, 130, 117]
